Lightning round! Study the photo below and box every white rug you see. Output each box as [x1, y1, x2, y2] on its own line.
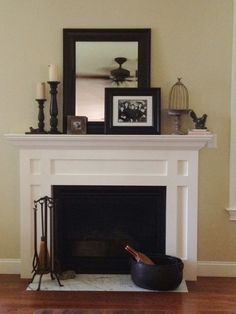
[27, 274, 188, 292]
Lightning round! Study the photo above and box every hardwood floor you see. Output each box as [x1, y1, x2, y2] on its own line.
[0, 275, 236, 314]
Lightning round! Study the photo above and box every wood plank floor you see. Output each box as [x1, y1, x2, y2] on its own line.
[0, 275, 236, 314]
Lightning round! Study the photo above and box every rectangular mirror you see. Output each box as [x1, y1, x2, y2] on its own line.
[63, 29, 151, 133]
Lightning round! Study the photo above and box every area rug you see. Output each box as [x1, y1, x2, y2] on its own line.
[34, 310, 175, 314]
[27, 274, 187, 292]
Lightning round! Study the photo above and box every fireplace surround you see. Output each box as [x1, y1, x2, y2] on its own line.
[5, 133, 216, 280]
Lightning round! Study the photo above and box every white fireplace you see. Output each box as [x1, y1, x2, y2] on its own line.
[6, 133, 216, 280]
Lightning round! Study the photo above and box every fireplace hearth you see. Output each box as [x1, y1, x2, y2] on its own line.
[53, 185, 166, 274]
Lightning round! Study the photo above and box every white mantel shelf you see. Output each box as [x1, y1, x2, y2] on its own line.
[5, 133, 217, 150]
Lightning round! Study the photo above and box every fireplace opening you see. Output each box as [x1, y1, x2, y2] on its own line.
[52, 185, 166, 274]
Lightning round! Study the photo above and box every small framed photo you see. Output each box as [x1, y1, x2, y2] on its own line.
[67, 116, 88, 134]
[104, 88, 161, 134]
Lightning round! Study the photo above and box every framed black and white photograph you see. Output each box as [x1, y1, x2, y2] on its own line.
[67, 116, 88, 134]
[105, 88, 161, 134]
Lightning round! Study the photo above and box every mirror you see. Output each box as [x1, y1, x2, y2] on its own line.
[76, 42, 138, 122]
[63, 29, 151, 133]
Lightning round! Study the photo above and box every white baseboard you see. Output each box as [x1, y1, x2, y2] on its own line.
[197, 261, 236, 277]
[0, 259, 20, 274]
[1, 259, 236, 277]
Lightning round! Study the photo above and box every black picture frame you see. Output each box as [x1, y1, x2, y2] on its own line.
[63, 28, 151, 134]
[105, 88, 161, 134]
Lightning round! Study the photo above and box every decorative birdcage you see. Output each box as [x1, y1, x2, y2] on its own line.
[168, 78, 189, 134]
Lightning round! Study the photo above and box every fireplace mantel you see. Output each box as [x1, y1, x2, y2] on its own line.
[5, 133, 216, 280]
[5, 133, 216, 150]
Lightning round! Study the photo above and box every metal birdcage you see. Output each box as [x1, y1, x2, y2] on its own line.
[168, 78, 189, 134]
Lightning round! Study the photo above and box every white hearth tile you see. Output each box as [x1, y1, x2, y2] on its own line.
[27, 274, 188, 292]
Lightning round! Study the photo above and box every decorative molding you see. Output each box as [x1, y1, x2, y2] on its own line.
[4, 133, 217, 150]
[198, 261, 236, 277]
[0, 259, 20, 274]
[225, 208, 236, 220]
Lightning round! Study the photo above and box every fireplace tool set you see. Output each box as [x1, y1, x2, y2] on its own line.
[30, 196, 63, 290]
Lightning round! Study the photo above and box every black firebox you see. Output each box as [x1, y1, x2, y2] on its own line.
[52, 185, 166, 274]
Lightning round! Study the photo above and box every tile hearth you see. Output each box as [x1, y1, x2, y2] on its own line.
[27, 274, 188, 292]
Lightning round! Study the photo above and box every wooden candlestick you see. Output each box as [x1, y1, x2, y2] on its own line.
[48, 81, 61, 134]
[26, 99, 47, 134]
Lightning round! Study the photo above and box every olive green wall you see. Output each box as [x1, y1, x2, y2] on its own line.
[0, 0, 234, 267]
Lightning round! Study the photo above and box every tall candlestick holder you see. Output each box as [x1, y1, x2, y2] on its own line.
[25, 99, 47, 134]
[47, 81, 61, 134]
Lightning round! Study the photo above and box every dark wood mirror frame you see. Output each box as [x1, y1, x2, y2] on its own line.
[63, 28, 151, 134]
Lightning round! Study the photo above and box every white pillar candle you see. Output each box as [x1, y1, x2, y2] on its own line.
[36, 82, 46, 99]
[48, 64, 59, 81]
